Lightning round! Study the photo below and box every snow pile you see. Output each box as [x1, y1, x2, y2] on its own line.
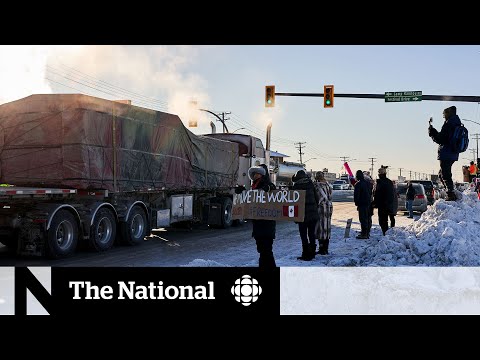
[359, 190, 480, 266]
[181, 259, 232, 267]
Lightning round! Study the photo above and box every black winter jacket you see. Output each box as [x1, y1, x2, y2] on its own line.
[251, 176, 276, 239]
[354, 173, 371, 208]
[429, 114, 461, 161]
[292, 177, 319, 223]
[374, 175, 394, 212]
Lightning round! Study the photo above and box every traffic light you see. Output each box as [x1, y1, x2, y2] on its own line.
[324, 85, 334, 108]
[265, 85, 275, 107]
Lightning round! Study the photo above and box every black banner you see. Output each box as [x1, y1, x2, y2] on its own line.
[13, 267, 280, 317]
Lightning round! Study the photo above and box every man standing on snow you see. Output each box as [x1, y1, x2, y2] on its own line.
[354, 170, 371, 239]
[428, 106, 461, 201]
[372, 166, 394, 236]
[235, 165, 277, 268]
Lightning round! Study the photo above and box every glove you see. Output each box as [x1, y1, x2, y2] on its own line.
[428, 125, 433, 136]
[262, 184, 271, 192]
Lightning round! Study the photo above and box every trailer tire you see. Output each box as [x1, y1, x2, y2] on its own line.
[89, 208, 116, 252]
[121, 206, 147, 245]
[47, 210, 79, 258]
[220, 197, 233, 228]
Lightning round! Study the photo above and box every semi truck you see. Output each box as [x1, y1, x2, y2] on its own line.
[0, 94, 269, 258]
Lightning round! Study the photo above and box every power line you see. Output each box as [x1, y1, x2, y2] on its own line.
[45, 73, 167, 112]
[49, 63, 170, 108]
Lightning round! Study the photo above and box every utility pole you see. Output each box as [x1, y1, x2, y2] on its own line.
[339, 156, 352, 174]
[472, 133, 480, 163]
[219, 111, 231, 133]
[295, 142, 306, 165]
[199, 109, 230, 133]
[470, 148, 476, 162]
[368, 157, 377, 176]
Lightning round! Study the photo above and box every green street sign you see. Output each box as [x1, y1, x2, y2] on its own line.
[385, 91, 422, 102]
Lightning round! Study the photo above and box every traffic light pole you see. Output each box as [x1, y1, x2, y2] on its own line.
[274, 92, 480, 102]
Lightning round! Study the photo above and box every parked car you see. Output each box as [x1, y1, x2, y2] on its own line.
[332, 180, 351, 190]
[397, 183, 428, 213]
[410, 180, 435, 205]
[433, 184, 446, 200]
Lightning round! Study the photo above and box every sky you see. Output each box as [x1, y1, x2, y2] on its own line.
[1, 45, 479, 182]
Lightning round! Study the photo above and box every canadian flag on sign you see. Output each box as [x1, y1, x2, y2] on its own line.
[283, 205, 298, 218]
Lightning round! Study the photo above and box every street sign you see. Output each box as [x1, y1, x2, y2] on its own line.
[385, 91, 422, 102]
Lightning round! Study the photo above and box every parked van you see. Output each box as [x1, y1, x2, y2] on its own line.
[397, 183, 428, 214]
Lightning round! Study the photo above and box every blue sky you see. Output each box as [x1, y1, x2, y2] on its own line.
[1, 45, 479, 182]
[187, 45, 480, 182]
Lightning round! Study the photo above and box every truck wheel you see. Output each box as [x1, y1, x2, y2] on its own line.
[89, 208, 116, 252]
[121, 206, 147, 245]
[47, 210, 79, 258]
[220, 197, 233, 228]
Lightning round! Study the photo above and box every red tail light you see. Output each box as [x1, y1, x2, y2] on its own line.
[416, 194, 425, 199]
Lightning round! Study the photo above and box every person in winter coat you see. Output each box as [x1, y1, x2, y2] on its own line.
[235, 165, 277, 268]
[428, 106, 461, 201]
[354, 170, 371, 239]
[405, 181, 416, 218]
[292, 169, 320, 261]
[389, 182, 399, 228]
[469, 161, 477, 183]
[373, 166, 394, 236]
[363, 171, 375, 238]
[313, 171, 333, 255]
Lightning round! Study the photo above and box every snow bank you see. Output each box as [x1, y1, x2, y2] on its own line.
[359, 190, 480, 266]
[182, 259, 232, 267]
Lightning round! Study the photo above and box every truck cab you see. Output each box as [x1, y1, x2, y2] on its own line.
[204, 133, 266, 190]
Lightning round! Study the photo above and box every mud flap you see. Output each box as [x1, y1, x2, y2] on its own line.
[18, 220, 46, 256]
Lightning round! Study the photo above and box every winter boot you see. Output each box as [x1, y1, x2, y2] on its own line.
[356, 233, 368, 239]
[309, 243, 316, 259]
[446, 191, 457, 201]
[323, 239, 330, 255]
[297, 245, 313, 261]
[317, 239, 327, 255]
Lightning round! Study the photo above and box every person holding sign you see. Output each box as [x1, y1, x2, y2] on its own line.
[236, 165, 277, 268]
[292, 170, 320, 261]
[314, 171, 333, 255]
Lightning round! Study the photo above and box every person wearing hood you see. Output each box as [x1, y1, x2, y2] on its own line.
[236, 164, 277, 268]
[373, 166, 394, 236]
[292, 169, 320, 261]
[313, 171, 333, 255]
[363, 171, 375, 238]
[428, 106, 461, 201]
[354, 170, 372, 239]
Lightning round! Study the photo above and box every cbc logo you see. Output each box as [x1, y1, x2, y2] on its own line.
[231, 275, 262, 306]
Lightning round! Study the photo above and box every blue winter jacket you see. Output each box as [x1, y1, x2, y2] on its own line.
[429, 114, 461, 161]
